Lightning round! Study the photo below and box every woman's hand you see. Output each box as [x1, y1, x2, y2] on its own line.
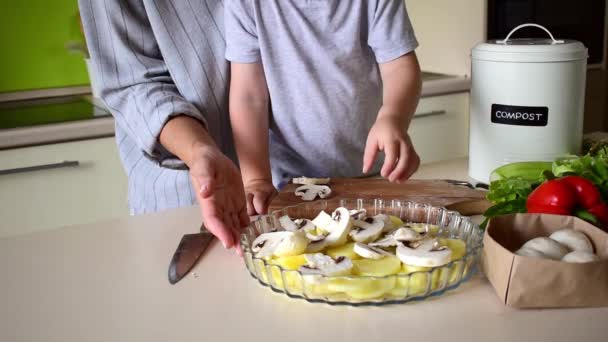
[243, 178, 277, 216]
[362, 115, 420, 182]
[189, 144, 250, 250]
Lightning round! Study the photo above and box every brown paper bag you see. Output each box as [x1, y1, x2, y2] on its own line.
[483, 213, 608, 308]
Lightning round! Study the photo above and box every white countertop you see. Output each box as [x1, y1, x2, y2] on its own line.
[0, 76, 470, 150]
[1, 158, 606, 342]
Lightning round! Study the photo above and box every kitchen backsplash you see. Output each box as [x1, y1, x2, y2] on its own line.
[0, 0, 90, 93]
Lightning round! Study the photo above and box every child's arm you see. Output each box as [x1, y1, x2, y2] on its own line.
[229, 62, 277, 215]
[363, 52, 422, 182]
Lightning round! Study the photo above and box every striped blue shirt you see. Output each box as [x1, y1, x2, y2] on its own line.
[79, 0, 235, 214]
[79, 0, 417, 214]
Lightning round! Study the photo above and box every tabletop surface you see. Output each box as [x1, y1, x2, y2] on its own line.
[1, 158, 607, 342]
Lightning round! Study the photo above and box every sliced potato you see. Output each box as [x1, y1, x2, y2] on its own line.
[353, 256, 401, 277]
[389, 215, 404, 227]
[303, 280, 338, 297]
[269, 254, 308, 270]
[409, 223, 440, 235]
[397, 264, 440, 295]
[328, 277, 396, 299]
[326, 242, 360, 260]
[439, 238, 466, 261]
[269, 265, 284, 289]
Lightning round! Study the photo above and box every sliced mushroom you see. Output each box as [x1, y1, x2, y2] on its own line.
[520, 237, 568, 260]
[375, 214, 395, 233]
[292, 177, 331, 185]
[294, 218, 316, 231]
[561, 251, 599, 263]
[369, 234, 399, 248]
[278, 215, 299, 232]
[349, 217, 384, 243]
[324, 207, 353, 247]
[311, 210, 333, 232]
[353, 242, 393, 259]
[286, 218, 323, 242]
[397, 238, 452, 267]
[295, 185, 332, 201]
[368, 227, 422, 248]
[391, 227, 423, 242]
[549, 229, 594, 254]
[299, 253, 353, 276]
[306, 239, 329, 253]
[349, 209, 367, 220]
[252, 231, 309, 258]
[408, 237, 438, 251]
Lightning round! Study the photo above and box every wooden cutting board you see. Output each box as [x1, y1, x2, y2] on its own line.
[269, 178, 491, 216]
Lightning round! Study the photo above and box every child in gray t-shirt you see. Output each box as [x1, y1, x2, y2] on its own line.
[225, 0, 422, 215]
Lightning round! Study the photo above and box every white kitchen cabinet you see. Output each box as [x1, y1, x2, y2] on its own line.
[0, 137, 128, 237]
[409, 93, 470, 164]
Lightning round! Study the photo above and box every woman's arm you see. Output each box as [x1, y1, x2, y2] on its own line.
[79, 0, 248, 249]
[78, 0, 209, 164]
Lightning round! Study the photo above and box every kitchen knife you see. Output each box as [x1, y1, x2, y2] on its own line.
[168, 224, 214, 285]
[442, 179, 489, 190]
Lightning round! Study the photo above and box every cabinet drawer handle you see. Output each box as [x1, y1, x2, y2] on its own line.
[414, 110, 447, 119]
[0, 160, 80, 176]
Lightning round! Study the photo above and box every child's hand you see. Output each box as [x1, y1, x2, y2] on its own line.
[362, 116, 420, 182]
[244, 179, 278, 216]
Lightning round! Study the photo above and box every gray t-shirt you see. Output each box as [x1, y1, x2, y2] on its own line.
[225, 0, 418, 188]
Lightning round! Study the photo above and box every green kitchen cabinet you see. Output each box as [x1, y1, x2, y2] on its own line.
[0, 0, 90, 93]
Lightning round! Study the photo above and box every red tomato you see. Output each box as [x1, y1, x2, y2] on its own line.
[526, 180, 577, 214]
[589, 203, 608, 231]
[558, 176, 602, 210]
[526, 204, 572, 215]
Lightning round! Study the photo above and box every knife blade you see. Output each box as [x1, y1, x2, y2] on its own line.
[168, 224, 214, 285]
[442, 179, 489, 190]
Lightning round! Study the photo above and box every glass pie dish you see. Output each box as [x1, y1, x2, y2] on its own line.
[241, 199, 484, 306]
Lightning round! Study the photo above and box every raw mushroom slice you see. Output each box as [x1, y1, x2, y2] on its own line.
[292, 177, 331, 185]
[375, 214, 395, 233]
[561, 251, 599, 263]
[305, 239, 329, 253]
[391, 227, 423, 242]
[289, 218, 325, 241]
[407, 237, 438, 251]
[368, 227, 423, 248]
[252, 231, 309, 258]
[397, 238, 452, 267]
[549, 229, 594, 254]
[349, 209, 367, 220]
[353, 242, 393, 259]
[312, 211, 333, 232]
[252, 231, 290, 258]
[278, 215, 299, 232]
[349, 217, 384, 243]
[520, 237, 569, 260]
[294, 185, 332, 201]
[324, 207, 354, 247]
[369, 235, 399, 248]
[299, 253, 353, 276]
[304, 253, 335, 268]
[294, 218, 316, 232]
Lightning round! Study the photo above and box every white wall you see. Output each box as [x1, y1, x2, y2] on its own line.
[407, 0, 487, 77]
